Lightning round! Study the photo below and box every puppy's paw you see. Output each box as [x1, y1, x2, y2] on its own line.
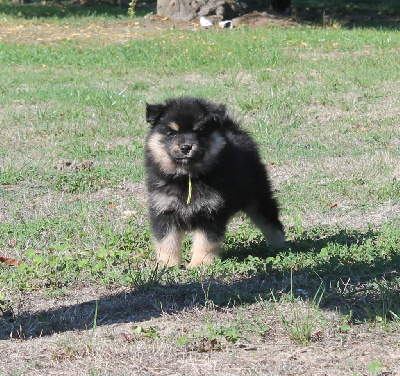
[187, 256, 215, 269]
[186, 261, 200, 269]
[266, 228, 286, 248]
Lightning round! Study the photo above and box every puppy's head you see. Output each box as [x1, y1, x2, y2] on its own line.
[146, 97, 228, 176]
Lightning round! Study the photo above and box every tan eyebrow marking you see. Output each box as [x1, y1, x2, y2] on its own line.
[168, 122, 180, 131]
[193, 122, 203, 130]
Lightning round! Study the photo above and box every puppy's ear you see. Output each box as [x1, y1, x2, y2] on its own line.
[146, 103, 166, 125]
[206, 103, 226, 123]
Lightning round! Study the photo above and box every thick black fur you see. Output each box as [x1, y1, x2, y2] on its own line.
[145, 97, 285, 267]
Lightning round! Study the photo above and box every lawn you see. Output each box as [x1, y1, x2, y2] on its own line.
[0, 1, 399, 375]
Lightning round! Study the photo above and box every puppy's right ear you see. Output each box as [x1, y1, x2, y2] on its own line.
[146, 103, 166, 125]
[207, 103, 226, 123]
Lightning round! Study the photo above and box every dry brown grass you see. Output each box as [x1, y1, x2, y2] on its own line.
[2, 285, 400, 375]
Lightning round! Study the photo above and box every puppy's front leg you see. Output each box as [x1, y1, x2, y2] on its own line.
[154, 228, 184, 267]
[188, 229, 223, 268]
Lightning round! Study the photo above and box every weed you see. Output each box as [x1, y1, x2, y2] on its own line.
[129, 262, 169, 291]
[0, 293, 14, 322]
[88, 300, 99, 350]
[132, 325, 160, 339]
[0, 166, 29, 185]
[206, 322, 242, 344]
[363, 278, 400, 328]
[200, 278, 214, 309]
[274, 272, 325, 345]
[184, 336, 225, 352]
[51, 170, 108, 193]
[177, 324, 227, 352]
[366, 359, 383, 375]
[177, 312, 271, 352]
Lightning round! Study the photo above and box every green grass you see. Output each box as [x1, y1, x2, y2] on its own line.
[0, 6, 399, 343]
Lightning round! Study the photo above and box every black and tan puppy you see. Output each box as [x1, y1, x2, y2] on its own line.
[145, 97, 285, 267]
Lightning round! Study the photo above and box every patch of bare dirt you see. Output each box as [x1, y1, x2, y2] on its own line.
[1, 6, 398, 47]
[0, 10, 322, 46]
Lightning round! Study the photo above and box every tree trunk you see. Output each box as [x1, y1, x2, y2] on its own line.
[157, 0, 249, 21]
[157, 0, 291, 21]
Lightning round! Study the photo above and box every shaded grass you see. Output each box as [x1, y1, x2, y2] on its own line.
[294, 0, 400, 14]
[0, 2, 153, 19]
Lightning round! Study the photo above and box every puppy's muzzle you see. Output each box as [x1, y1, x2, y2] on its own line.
[173, 142, 203, 164]
[180, 144, 193, 155]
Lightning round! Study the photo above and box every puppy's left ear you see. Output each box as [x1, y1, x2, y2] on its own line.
[146, 103, 166, 125]
[206, 103, 226, 123]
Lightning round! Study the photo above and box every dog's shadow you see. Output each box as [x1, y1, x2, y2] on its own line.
[221, 228, 375, 262]
[1, 228, 398, 340]
[221, 227, 398, 287]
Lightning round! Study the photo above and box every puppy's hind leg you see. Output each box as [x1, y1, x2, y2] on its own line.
[154, 228, 184, 267]
[246, 202, 285, 248]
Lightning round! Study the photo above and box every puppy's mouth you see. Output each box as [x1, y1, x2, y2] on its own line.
[175, 157, 191, 164]
[174, 156, 201, 165]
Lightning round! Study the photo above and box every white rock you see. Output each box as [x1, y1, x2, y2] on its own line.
[219, 20, 233, 28]
[200, 16, 213, 28]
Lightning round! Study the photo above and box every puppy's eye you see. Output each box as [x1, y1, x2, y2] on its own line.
[165, 129, 176, 137]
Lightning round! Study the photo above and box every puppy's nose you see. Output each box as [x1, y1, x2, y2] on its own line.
[180, 144, 192, 155]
